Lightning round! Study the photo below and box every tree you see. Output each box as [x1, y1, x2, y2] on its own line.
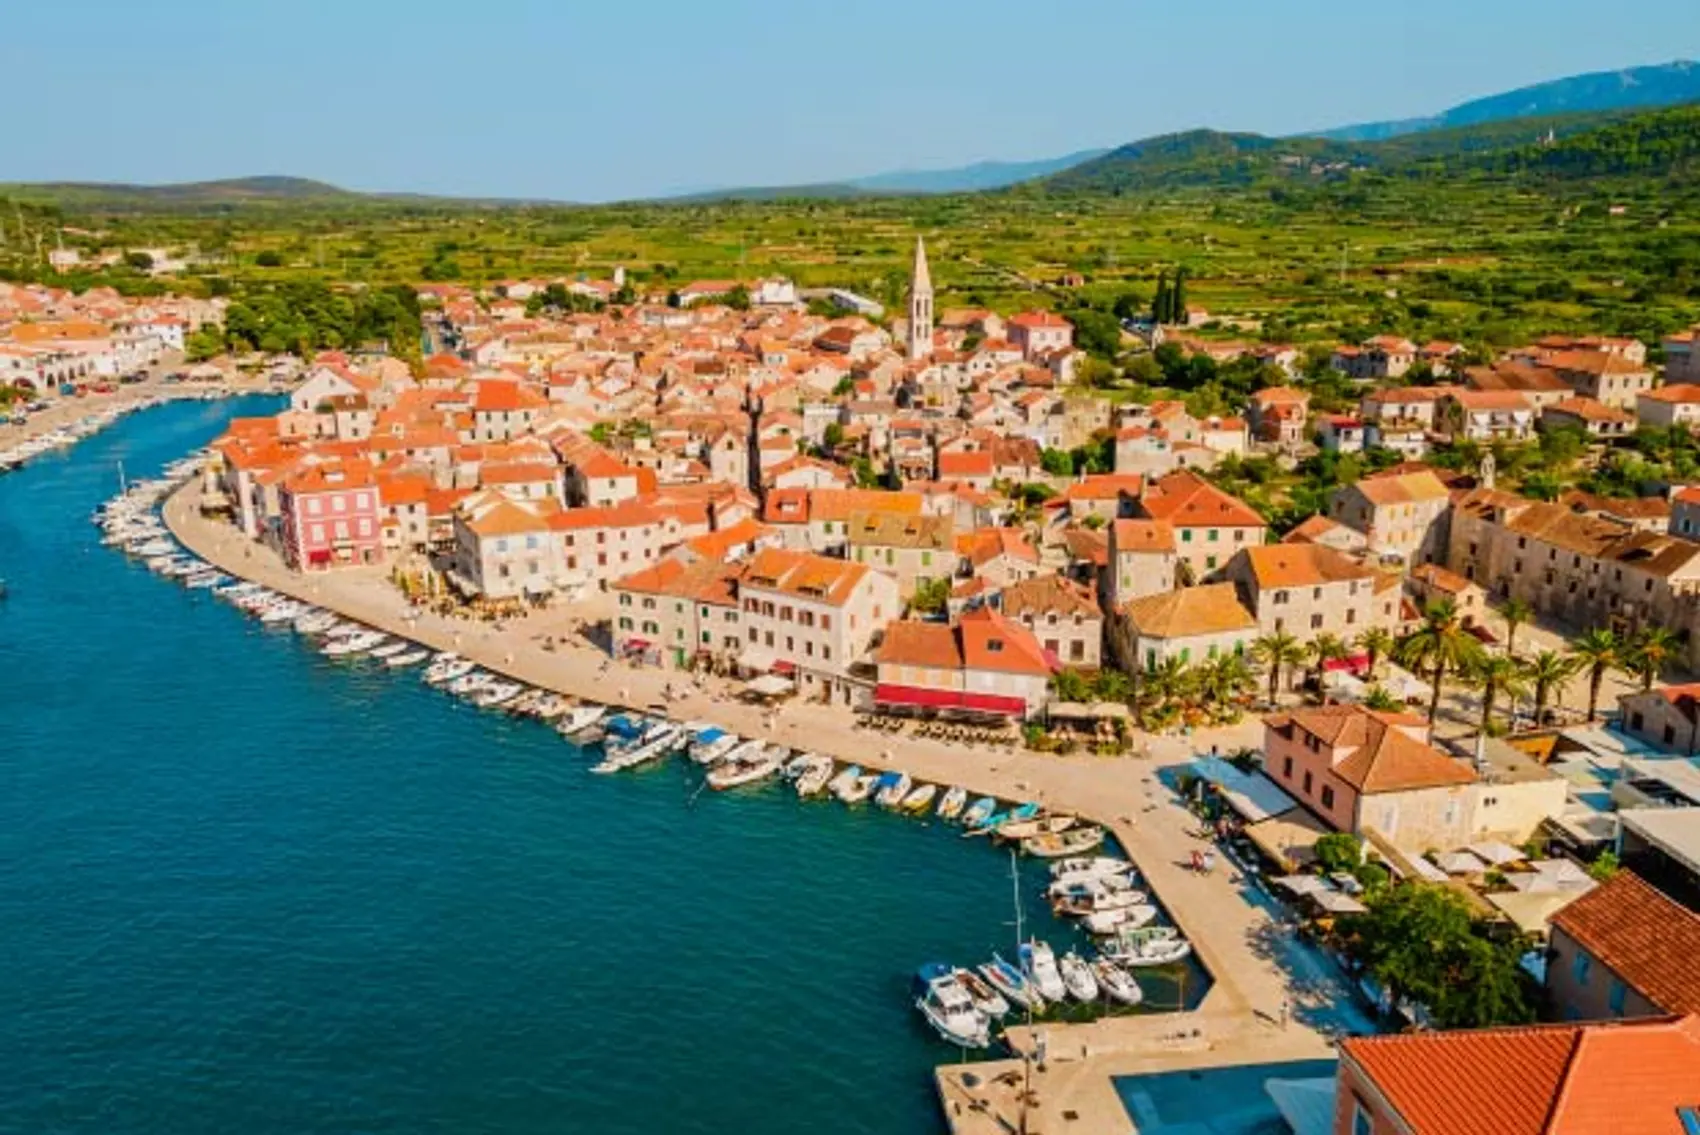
[1195, 653, 1254, 714]
[1362, 685, 1403, 712]
[1306, 632, 1349, 689]
[1314, 832, 1364, 874]
[1052, 667, 1092, 703]
[822, 423, 845, 452]
[1499, 598, 1534, 657]
[1587, 850, 1620, 882]
[1524, 650, 1583, 725]
[184, 323, 226, 362]
[1570, 627, 1623, 722]
[1627, 625, 1680, 690]
[1338, 883, 1535, 1030]
[1357, 627, 1394, 681]
[1112, 290, 1146, 322]
[254, 250, 283, 268]
[1151, 271, 1169, 324]
[909, 576, 950, 615]
[725, 284, 752, 311]
[1070, 309, 1123, 359]
[1091, 668, 1133, 704]
[1464, 652, 1530, 734]
[1252, 631, 1305, 704]
[124, 251, 154, 271]
[1395, 599, 1485, 725]
[1171, 266, 1189, 323]
[1040, 447, 1075, 477]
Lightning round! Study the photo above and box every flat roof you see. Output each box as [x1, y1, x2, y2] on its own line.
[1619, 806, 1700, 874]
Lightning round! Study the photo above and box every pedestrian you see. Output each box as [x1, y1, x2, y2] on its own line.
[1279, 997, 1290, 1030]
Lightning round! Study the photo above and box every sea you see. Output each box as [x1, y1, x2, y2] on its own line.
[0, 398, 1199, 1134]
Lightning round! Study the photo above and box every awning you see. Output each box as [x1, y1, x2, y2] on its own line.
[307, 548, 332, 565]
[1244, 807, 1329, 871]
[1311, 890, 1368, 915]
[739, 644, 777, 672]
[1191, 756, 1298, 823]
[1273, 874, 1331, 897]
[1048, 701, 1133, 721]
[745, 674, 795, 698]
[1467, 840, 1525, 867]
[1433, 850, 1488, 875]
[873, 684, 1026, 718]
[1323, 653, 1370, 675]
[772, 659, 796, 675]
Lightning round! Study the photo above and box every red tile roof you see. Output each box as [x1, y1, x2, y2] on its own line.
[1550, 871, 1700, 1016]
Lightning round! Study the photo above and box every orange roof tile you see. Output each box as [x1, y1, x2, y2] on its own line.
[1550, 872, 1700, 1016]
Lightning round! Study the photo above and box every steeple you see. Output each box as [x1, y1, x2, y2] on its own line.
[907, 236, 933, 361]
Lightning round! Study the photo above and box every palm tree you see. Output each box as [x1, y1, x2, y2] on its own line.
[1627, 625, 1681, 691]
[1465, 652, 1530, 734]
[1499, 598, 1534, 658]
[1196, 653, 1255, 714]
[1524, 650, 1583, 725]
[1141, 655, 1194, 710]
[1362, 685, 1403, 712]
[1569, 628, 1622, 723]
[1357, 627, 1394, 681]
[1307, 633, 1350, 690]
[1395, 599, 1485, 725]
[1252, 631, 1305, 705]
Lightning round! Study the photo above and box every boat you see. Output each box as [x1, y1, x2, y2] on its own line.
[912, 964, 991, 1049]
[556, 704, 607, 738]
[591, 724, 681, 774]
[1049, 857, 1137, 886]
[385, 648, 431, 669]
[828, 764, 864, 801]
[1022, 826, 1106, 859]
[873, 771, 912, 809]
[1058, 951, 1100, 1002]
[323, 631, 385, 657]
[951, 967, 1010, 1018]
[1102, 926, 1193, 968]
[294, 611, 338, 635]
[424, 656, 474, 686]
[706, 744, 785, 790]
[1092, 959, 1144, 1007]
[837, 773, 877, 804]
[977, 956, 1044, 1012]
[184, 571, 226, 590]
[446, 671, 492, 697]
[600, 714, 646, 747]
[1081, 905, 1159, 935]
[1019, 940, 1068, 1004]
[471, 681, 524, 709]
[1048, 877, 1146, 908]
[936, 786, 968, 820]
[793, 754, 835, 798]
[961, 797, 998, 829]
[530, 694, 570, 720]
[900, 783, 937, 813]
[367, 640, 409, 661]
[992, 802, 1042, 830]
[995, 815, 1076, 842]
[688, 728, 739, 765]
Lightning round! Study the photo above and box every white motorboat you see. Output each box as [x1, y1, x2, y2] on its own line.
[1019, 940, 1067, 1004]
[471, 681, 524, 709]
[1049, 857, 1137, 887]
[1048, 874, 1143, 903]
[323, 631, 385, 657]
[591, 725, 680, 774]
[828, 764, 864, 800]
[873, 771, 912, 808]
[706, 744, 785, 790]
[978, 954, 1044, 1012]
[1081, 904, 1160, 935]
[913, 964, 990, 1049]
[1092, 959, 1144, 1006]
[556, 704, 607, 737]
[900, 783, 938, 813]
[258, 601, 306, 625]
[385, 648, 431, 668]
[1022, 826, 1106, 859]
[1102, 926, 1192, 968]
[688, 728, 740, 765]
[530, 694, 570, 720]
[184, 571, 226, 590]
[368, 641, 410, 660]
[837, 773, 877, 804]
[792, 754, 835, 798]
[425, 657, 475, 686]
[936, 785, 968, 820]
[446, 671, 492, 697]
[294, 610, 338, 635]
[952, 966, 1010, 1019]
[1058, 951, 1100, 1002]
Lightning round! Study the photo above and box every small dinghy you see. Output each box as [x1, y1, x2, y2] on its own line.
[978, 954, 1044, 1012]
[951, 967, 1010, 1018]
[1049, 857, 1137, 886]
[1019, 940, 1068, 1004]
[688, 728, 739, 765]
[873, 771, 912, 809]
[828, 764, 864, 801]
[706, 744, 785, 790]
[1022, 826, 1105, 859]
[369, 641, 410, 660]
[1092, 959, 1144, 1006]
[838, 773, 878, 804]
[556, 704, 607, 738]
[1102, 926, 1193, 968]
[996, 814, 1076, 842]
[792, 754, 835, 798]
[936, 786, 968, 820]
[961, 797, 998, 830]
[900, 783, 937, 813]
[385, 648, 431, 669]
[1059, 951, 1100, 1002]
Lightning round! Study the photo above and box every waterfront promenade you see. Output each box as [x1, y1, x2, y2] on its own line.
[165, 481, 1372, 1134]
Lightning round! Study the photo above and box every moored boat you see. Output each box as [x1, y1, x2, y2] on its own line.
[936, 785, 968, 820]
[1058, 951, 1100, 1002]
[688, 727, 739, 765]
[1019, 940, 1067, 1004]
[900, 783, 937, 813]
[1022, 825, 1106, 859]
[1081, 904, 1159, 935]
[951, 967, 1010, 1018]
[977, 953, 1044, 1012]
[556, 703, 607, 738]
[873, 771, 912, 809]
[828, 764, 864, 801]
[1049, 856, 1136, 886]
[791, 753, 835, 798]
[961, 797, 998, 829]
[385, 648, 431, 669]
[706, 744, 785, 790]
[1101, 926, 1192, 968]
[913, 964, 990, 1049]
[1092, 959, 1144, 1006]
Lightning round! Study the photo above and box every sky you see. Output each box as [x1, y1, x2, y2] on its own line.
[4, 0, 1696, 202]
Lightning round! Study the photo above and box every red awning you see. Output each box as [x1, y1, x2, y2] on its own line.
[960, 691, 1027, 716]
[1323, 653, 1370, 675]
[307, 548, 332, 564]
[772, 660, 797, 675]
[873, 684, 1026, 718]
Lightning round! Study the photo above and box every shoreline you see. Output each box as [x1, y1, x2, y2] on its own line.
[157, 457, 1360, 1132]
[1, 372, 282, 466]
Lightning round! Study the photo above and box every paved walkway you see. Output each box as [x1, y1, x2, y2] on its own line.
[165, 483, 1376, 1134]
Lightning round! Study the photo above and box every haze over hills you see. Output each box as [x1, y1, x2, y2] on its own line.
[1312, 59, 1700, 142]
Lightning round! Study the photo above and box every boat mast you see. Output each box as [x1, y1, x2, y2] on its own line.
[118, 458, 127, 494]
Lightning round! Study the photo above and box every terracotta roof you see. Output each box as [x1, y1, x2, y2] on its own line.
[1250, 386, 1309, 406]
[1111, 518, 1177, 554]
[741, 546, 872, 607]
[1547, 397, 1633, 424]
[1351, 469, 1451, 506]
[1123, 583, 1255, 639]
[959, 607, 1052, 674]
[1238, 543, 1375, 590]
[1451, 389, 1535, 411]
[1550, 872, 1700, 1016]
[1269, 704, 1473, 793]
[1343, 1016, 1700, 1135]
[999, 574, 1100, 620]
[876, 620, 962, 669]
[957, 526, 1039, 568]
[1061, 474, 1145, 502]
[1640, 383, 1700, 405]
[612, 556, 743, 607]
[1410, 562, 1476, 595]
[937, 450, 995, 478]
[846, 510, 954, 550]
[1138, 471, 1264, 529]
[808, 488, 923, 523]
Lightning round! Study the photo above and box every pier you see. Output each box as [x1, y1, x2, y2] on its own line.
[163, 479, 1371, 1133]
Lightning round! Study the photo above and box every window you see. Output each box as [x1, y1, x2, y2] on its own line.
[1609, 978, 1627, 1016]
[1282, 756, 1293, 777]
[1351, 1100, 1373, 1135]
[1312, 587, 1322, 600]
[1310, 613, 1323, 630]
[1181, 530, 1193, 543]
[1302, 770, 1313, 794]
[1321, 785, 1335, 809]
[1573, 950, 1592, 986]
[1208, 529, 1219, 542]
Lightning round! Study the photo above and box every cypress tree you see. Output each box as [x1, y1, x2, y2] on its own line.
[1151, 272, 1168, 324]
[1172, 267, 1188, 323]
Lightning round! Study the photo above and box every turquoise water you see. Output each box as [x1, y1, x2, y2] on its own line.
[1115, 1059, 1339, 1134]
[0, 399, 1197, 1134]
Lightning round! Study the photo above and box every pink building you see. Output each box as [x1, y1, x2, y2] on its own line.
[1006, 312, 1074, 360]
[280, 460, 384, 570]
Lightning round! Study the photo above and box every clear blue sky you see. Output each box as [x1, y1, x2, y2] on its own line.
[4, 0, 1694, 202]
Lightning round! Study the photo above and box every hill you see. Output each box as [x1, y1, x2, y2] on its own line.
[1315, 59, 1700, 142]
[844, 149, 1109, 194]
[1, 176, 362, 209]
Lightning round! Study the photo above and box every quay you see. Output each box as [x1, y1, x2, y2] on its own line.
[163, 478, 1370, 1134]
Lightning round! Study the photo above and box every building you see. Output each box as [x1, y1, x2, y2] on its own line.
[999, 574, 1102, 669]
[1616, 683, 1700, 754]
[1317, 414, 1366, 453]
[278, 460, 384, 570]
[1328, 468, 1451, 566]
[1542, 396, 1634, 438]
[846, 510, 955, 599]
[1104, 518, 1178, 609]
[1005, 311, 1074, 361]
[1547, 350, 1655, 410]
[1227, 543, 1383, 643]
[906, 237, 933, 362]
[1637, 383, 1700, 430]
[1546, 870, 1700, 1022]
[449, 491, 565, 600]
[1115, 583, 1257, 672]
[1440, 389, 1537, 441]
[1247, 387, 1310, 448]
[1664, 326, 1700, 384]
[736, 547, 900, 704]
[1133, 471, 1267, 583]
[1408, 562, 1486, 624]
[873, 607, 1052, 720]
[1334, 1015, 1700, 1135]
[610, 556, 744, 670]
